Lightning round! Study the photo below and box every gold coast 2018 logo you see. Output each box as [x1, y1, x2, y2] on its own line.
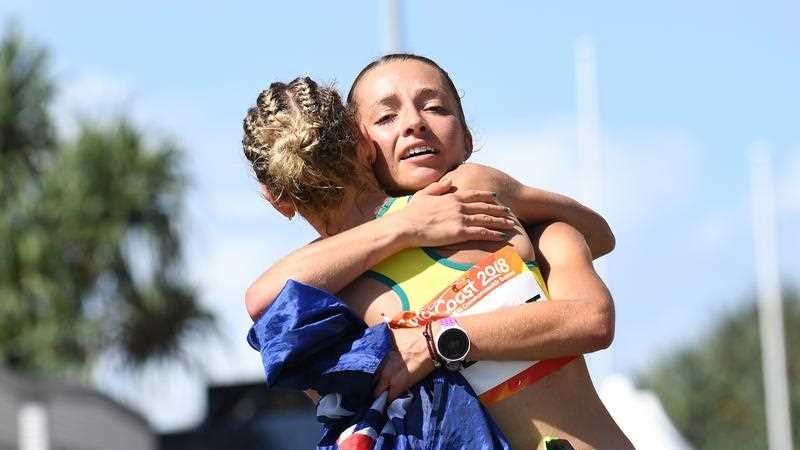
[389, 246, 532, 328]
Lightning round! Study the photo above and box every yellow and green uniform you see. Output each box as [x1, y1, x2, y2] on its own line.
[365, 196, 549, 311]
[366, 196, 577, 406]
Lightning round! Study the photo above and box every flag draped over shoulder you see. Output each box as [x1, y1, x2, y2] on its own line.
[247, 280, 511, 450]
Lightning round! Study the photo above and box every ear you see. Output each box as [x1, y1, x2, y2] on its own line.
[463, 129, 473, 162]
[260, 186, 296, 220]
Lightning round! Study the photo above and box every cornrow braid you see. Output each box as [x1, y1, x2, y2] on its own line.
[288, 77, 321, 120]
[258, 82, 288, 118]
[241, 77, 361, 222]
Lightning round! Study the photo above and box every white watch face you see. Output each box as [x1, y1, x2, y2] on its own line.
[438, 328, 469, 361]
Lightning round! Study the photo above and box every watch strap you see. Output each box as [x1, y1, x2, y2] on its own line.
[423, 321, 442, 368]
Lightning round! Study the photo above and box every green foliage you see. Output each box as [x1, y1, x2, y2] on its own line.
[0, 22, 54, 195]
[639, 290, 800, 450]
[0, 25, 213, 377]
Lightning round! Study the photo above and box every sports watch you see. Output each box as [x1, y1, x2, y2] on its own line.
[433, 317, 470, 371]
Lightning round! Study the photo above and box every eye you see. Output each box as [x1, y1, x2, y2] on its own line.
[425, 105, 449, 114]
[375, 113, 396, 125]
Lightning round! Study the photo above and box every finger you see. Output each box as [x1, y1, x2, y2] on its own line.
[463, 227, 510, 242]
[462, 202, 512, 218]
[387, 384, 402, 403]
[386, 377, 407, 402]
[373, 371, 391, 398]
[372, 355, 394, 398]
[455, 189, 499, 204]
[419, 178, 452, 196]
[465, 214, 517, 230]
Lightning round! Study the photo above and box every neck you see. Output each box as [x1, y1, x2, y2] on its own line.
[307, 184, 388, 238]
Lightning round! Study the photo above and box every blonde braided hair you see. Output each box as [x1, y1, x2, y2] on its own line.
[242, 77, 360, 220]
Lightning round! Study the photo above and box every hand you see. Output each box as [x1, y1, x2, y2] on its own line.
[394, 179, 517, 248]
[373, 327, 435, 401]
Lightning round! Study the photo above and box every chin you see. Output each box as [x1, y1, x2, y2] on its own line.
[401, 168, 448, 192]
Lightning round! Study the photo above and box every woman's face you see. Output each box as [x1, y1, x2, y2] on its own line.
[352, 59, 471, 194]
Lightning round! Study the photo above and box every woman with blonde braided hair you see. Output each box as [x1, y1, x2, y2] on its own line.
[244, 75, 522, 449]
[244, 69, 632, 449]
[242, 78, 364, 225]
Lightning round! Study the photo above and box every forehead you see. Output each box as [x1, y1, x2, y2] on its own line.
[354, 60, 453, 108]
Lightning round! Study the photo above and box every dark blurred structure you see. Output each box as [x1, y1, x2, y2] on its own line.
[159, 381, 319, 450]
[0, 366, 156, 450]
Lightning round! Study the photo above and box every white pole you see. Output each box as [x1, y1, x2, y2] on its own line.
[575, 36, 613, 382]
[383, 0, 402, 53]
[19, 402, 49, 450]
[750, 142, 794, 450]
[575, 36, 605, 265]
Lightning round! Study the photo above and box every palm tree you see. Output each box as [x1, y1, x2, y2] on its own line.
[0, 22, 54, 188]
[0, 23, 213, 377]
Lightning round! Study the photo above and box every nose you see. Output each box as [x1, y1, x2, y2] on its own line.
[402, 109, 427, 137]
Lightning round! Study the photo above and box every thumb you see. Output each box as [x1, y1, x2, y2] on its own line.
[418, 178, 452, 196]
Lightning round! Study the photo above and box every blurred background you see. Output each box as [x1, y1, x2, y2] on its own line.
[0, 1, 797, 449]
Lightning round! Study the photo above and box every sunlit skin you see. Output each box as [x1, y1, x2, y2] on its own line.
[337, 173, 629, 450]
[353, 59, 472, 195]
[244, 62, 627, 448]
[348, 59, 633, 450]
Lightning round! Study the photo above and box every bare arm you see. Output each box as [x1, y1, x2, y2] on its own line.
[246, 215, 409, 319]
[458, 221, 614, 360]
[247, 164, 614, 320]
[375, 221, 614, 400]
[446, 163, 615, 258]
[245, 181, 515, 319]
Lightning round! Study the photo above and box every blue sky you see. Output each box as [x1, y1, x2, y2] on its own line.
[3, 1, 798, 431]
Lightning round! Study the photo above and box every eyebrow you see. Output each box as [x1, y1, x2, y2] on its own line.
[367, 87, 449, 113]
[415, 87, 448, 102]
[367, 94, 400, 113]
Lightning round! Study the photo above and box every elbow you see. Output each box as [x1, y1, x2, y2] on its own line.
[245, 282, 275, 321]
[603, 230, 616, 255]
[588, 300, 615, 351]
[592, 227, 616, 259]
[593, 320, 615, 351]
[587, 211, 616, 258]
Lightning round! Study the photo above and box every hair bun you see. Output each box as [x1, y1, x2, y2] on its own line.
[242, 77, 359, 220]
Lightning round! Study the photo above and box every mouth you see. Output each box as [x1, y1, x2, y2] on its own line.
[400, 145, 438, 161]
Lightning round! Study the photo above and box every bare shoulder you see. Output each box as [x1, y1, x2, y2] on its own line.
[444, 163, 520, 193]
[447, 162, 502, 179]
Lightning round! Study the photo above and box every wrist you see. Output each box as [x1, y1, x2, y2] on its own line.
[385, 213, 419, 250]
